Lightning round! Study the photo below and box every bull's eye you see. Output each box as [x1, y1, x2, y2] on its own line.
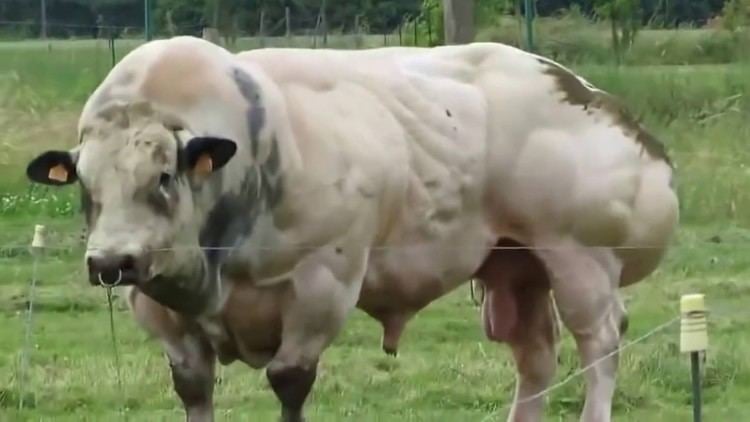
[159, 172, 172, 188]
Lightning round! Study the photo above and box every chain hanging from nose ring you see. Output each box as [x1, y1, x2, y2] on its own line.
[99, 270, 124, 397]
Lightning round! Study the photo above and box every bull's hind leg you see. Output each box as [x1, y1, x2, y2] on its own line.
[129, 289, 216, 422]
[536, 240, 626, 422]
[267, 248, 369, 422]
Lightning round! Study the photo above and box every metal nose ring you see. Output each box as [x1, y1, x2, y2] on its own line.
[98, 269, 123, 287]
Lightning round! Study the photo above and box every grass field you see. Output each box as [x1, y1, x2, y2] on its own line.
[1, 36, 750, 421]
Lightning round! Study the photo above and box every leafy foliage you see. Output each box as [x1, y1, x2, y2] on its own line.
[721, 0, 750, 30]
[0, 0, 738, 39]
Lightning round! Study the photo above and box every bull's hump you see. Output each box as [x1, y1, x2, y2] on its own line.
[139, 44, 226, 108]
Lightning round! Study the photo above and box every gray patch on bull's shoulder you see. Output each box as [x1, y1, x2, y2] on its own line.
[231, 68, 266, 158]
[199, 158, 285, 285]
[255, 138, 285, 209]
[265, 137, 280, 176]
[199, 174, 264, 279]
[537, 58, 672, 166]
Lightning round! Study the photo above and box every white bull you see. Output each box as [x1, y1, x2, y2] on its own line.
[26, 36, 678, 422]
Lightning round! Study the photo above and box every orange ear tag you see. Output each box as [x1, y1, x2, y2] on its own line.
[194, 154, 214, 176]
[48, 164, 69, 183]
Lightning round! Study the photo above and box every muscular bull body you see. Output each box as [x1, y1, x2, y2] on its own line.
[26, 37, 678, 422]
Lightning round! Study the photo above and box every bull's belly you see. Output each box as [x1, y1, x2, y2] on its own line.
[208, 283, 287, 368]
[359, 215, 495, 319]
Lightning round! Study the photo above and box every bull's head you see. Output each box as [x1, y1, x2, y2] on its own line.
[25, 103, 237, 289]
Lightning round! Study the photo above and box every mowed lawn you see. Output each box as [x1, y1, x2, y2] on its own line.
[1, 38, 750, 421]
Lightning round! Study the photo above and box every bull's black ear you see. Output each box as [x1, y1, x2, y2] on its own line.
[26, 150, 78, 185]
[183, 137, 237, 176]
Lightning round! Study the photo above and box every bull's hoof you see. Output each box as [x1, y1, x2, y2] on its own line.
[382, 345, 398, 357]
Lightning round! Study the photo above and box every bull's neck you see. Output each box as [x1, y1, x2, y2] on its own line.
[139, 142, 284, 317]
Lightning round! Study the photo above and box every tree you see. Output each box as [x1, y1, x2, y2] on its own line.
[720, 0, 750, 30]
[594, 0, 642, 64]
[443, 0, 475, 43]
[155, 0, 206, 36]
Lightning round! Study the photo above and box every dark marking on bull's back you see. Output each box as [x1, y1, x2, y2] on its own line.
[446, 109, 452, 117]
[538, 58, 672, 166]
[229, 67, 285, 208]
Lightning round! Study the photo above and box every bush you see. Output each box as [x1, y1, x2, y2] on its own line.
[476, 9, 748, 66]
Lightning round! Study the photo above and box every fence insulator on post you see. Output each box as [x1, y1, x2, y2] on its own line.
[680, 293, 708, 422]
[31, 224, 46, 254]
[18, 224, 46, 410]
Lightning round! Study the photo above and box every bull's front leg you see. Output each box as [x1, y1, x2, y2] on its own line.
[129, 289, 216, 422]
[167, 333, 216, 422]
[267, 247, 368, 422]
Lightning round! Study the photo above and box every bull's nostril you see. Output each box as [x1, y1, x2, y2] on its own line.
[121, 255, 136, 271]
[86, 254, 142, 287]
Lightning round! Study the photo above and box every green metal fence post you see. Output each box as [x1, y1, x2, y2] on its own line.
[144, 0, 152, 41]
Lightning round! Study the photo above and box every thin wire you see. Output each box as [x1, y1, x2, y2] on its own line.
[0, 240, 745, 253]
[17, 247, 41, 411]
[479, 315, 681, 422]
[0, 20, 203, 31]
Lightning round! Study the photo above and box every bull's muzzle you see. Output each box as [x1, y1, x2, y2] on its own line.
[87, 254, 149, 287]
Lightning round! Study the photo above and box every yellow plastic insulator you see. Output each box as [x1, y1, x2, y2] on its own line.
[680, 293, 708, 353]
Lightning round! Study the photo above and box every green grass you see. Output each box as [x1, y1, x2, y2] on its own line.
[1, 36, 750, 420]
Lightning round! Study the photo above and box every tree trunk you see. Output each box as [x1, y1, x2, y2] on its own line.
[443, 0, 475, 45]
[212, 0, 221, 29]
[40, 0, 47, 39]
